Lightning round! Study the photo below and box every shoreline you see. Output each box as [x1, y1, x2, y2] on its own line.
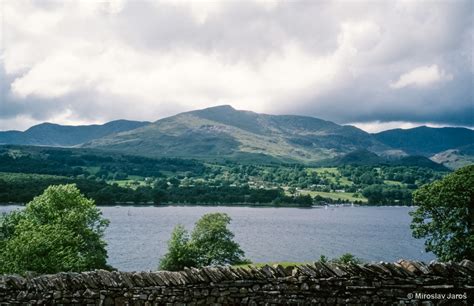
[0, 202, 413, 208]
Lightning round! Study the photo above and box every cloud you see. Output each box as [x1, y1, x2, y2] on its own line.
[390, 65, 453, 89]
[348, 121, 467, 134]
[0, 0, 472, 131]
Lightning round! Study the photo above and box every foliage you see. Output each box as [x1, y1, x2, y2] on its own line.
[0, 184, 110, 274]
[191, 213, 248, 266]
[331, 253, 362, 265]
[235, 253, 362, 269]
[362, 184, 412, 205]
[159, 213, 249, 271]
[0, 173, 314, 206]
[0, 145, 449, 206]
[158, 225, 197, 271]
[410, 165, 474, 261]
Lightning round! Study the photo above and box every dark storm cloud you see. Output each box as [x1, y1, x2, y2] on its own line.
[1, 0, 472, 131]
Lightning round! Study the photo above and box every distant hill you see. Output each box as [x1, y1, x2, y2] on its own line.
[430, 144, 474, 169]
[318, 149, 386, 166]
[317, 149, 448, 170]
[373, 126, 474, 156]
[0, 120, 150, 147]
[83, 105, 389, 162]
[2, 106, 472, 166]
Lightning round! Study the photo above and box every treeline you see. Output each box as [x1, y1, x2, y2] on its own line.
[0, 146, 207, 178]
[0, 146, 448, 206]
[361, 185, 412, 205]
[0, 174, 314, 206]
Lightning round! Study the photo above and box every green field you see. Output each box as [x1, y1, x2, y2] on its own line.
[0, 172, 67, 181]
[308, 167, 353, 186]
[300, 190, 367, 203]
[383, 180, 404, 186]
[106, 179, 148, 189]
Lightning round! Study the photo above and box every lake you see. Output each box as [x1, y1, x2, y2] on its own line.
[0, 205, 435, 271]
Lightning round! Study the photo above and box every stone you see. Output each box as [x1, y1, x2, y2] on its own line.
[0, 261, 471, 305]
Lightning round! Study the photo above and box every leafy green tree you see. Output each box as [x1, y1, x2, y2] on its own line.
[159, 213, 249, 271]
[191, 213, 247, 266]
[159, 225, 197, 271]
[0, 184, 110, 274]
[410, 165, 473, 261]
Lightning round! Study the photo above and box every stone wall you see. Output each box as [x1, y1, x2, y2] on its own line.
[1, 260, 473, 305]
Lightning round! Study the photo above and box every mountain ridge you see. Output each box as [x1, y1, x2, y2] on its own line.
[373, 126, 474, 156]
[0, 119, 150, 147]
[82, 105, 390, 162]
[1, 105, 472, 167]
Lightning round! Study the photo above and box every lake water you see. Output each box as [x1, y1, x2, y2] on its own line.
[0, 205, 435, 271]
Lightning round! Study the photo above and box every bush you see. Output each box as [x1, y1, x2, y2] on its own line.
[332, 253, 362, 265]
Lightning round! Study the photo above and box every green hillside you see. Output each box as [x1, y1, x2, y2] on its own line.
[373, 126, 474, 156]
[83, 105, 388, 162]
[430, 144, 474, 169]
[0, 120, 150, 147]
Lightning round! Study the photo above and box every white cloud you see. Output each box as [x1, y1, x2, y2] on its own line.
[349, 121, 443, 133]
[0, 115, 39, 131]
[390, 65, 453, 89]
[0, 0, 472, 130]
[10, 41, 341, 113]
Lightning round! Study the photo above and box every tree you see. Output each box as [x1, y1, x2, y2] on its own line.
[0, 184, 110, 274]
[192, 213, 247, 266]
[410, 165, 473, 261]
[159, 225, 197, 271]
[159, 213, 249, 271]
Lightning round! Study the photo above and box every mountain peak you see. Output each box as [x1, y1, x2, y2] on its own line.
[205, 104, 236, 111]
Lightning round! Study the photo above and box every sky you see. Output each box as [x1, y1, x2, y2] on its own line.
[0, 0, 472, 133]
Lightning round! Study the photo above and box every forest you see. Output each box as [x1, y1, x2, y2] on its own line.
[0, 146, 447, 206]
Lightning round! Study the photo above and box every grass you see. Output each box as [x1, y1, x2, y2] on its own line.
[308, 167, 353, 186]
[234, 262, 306, 269]
[107, 179, 148, 189]
[384, 180, 404, 186]
[312, 167, 339, 174]
[299, 190, 368, 203]
[83, 166, 100, 175]
[0, 172, 68, 181]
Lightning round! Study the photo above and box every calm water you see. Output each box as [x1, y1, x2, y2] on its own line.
[0, 205, 435, 271]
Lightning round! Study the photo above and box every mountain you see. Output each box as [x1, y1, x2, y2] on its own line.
[317, 149, 447, 170]
[373, 126, 474, 156]
[83, 105, 389, 162]
[430, 144, 474, 169]
[0, 120, 150, 147]
[318, 149, 386, 166]
[4, 106, 471, 166]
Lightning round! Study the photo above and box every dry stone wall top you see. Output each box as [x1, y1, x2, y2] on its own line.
[1, 259, 473, 305]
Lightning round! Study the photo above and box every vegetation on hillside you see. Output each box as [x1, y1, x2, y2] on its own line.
[0, 146, 449, 206]
[83, 105, 389, 162]
[374, 126, 474, 156]
[0, 120, 149, 147]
